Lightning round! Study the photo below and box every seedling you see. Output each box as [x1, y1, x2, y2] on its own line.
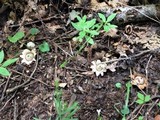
[54, 80, 79, 120]
[158, 102, 160, 107]
[138, 116, 144, 120]
[38, 41, 50, 53]
[60, 60, 68, 68]
[33, 80, 79, 120]
[8, 28, 40, 43]
[115, 82, 122, 89]
[71, 13, 117, 45]
[8, 31, 25, 43]
[97, 109, 102, 120]
[0, 50, 18, 76]
[29, 28, 40, 35]
[114, 82, 132, 120]
[98, 13, 117, 32]
[136, 92, 151, 105]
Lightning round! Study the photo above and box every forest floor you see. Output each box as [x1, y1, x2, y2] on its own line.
[0, 0, 160, 120]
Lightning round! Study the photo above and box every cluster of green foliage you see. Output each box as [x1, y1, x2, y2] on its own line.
[71, 13, 117, 45]
[38, 41, 50, 53]
[8, 28, 50, 53]
[114, 82, 131, 120]
[114, 82, 154, 120]
[115, 82, 122, 89]
[0, 50, 18, 76]
[120, 82, 132, 120]
[33, 80, 79, 120]
[8, 28, 40, 43]
[136, 92, 151, 105]
[60, 13, 117, 68]
[54, 80, 79, 120]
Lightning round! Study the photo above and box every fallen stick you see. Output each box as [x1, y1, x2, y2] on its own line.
[9, 4, 160, 28]
[98, 4, 160, 24]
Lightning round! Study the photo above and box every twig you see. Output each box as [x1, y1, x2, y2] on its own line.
[145, 55, 152, 94]
[127, 105, 141, 119]
[144, 99, 159, 119]
[127, 105, 142, 120]
[13, 98, 18, 120]
[1, 74, 11, 101]
[102, 49, 151, 64]
[0, 91, 16, 112]
[130, 105, 144, 120]
[145, 55, 152, 80]
[9, 15, 61, 28]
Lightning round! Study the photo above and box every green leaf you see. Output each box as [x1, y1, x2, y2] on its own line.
[115, 82, 122, 88]
[8, 31, 25, 43]
[66, 103, 79, 118]
[103, 25, 110, 32]
[138, 116, 144, 120]
[79, 31, 86, 39]
[86, 30, 99, 36]
[0, 67, 10, 76]
[71, 22, 82, 31]
[33, 117, 41, 120]
[0, 50, 4, 64]
[60, 60, 68, 68]
[98, 13, 106, 22]
[121, 105, 130, 115]
[144, 95, 151, 102]
[38, 41, 50, 53]
[136, 99, 144, 104]
[29, 28, 40, 35]
[92, 23, 100, 29]
[106, 13, 117, 23]
[126, 82, 132, 88]
[76, 16, 82, 21]
[158, 102, 160, 107]
[81, 15, 87, 23]
[85, 19, 96, 29]
[2, 58, 18, 67]
[108, 24, 118, 29]
[137, 92, 145, 100]
[85, 36, 94, 45]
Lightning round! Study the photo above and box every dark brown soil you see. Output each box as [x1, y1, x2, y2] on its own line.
[0, 0, 160, 120]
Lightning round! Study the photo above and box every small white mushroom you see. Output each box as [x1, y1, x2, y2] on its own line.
[20, 48, 36, 65]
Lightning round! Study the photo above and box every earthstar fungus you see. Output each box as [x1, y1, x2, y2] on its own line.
[20, 48, 36, 65]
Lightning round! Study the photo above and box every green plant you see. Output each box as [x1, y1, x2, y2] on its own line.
[158, 102, 160, 107]
[71, 13, 117, 45]
[136, 92, 151, 105]
[33, 117, 41, 120]
[0, 50, 18, 76]
[97, 109, 102, 120]
[114, 82, 132, 120]
[54, 80, 79, 120]
[29, 28, 40, 35]
[115, 82, 122, 89]
[8, 31, 25, 43]
[138, 116, 144, 120]
[38, 41, 50, 53]
[121, 82, 132, 120]
[60, 61, 68, 68]
[98, 13, 117, 32]
[8, 28, 40, 43]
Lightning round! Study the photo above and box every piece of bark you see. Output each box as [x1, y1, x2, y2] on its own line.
[99, 4, 160, 24]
